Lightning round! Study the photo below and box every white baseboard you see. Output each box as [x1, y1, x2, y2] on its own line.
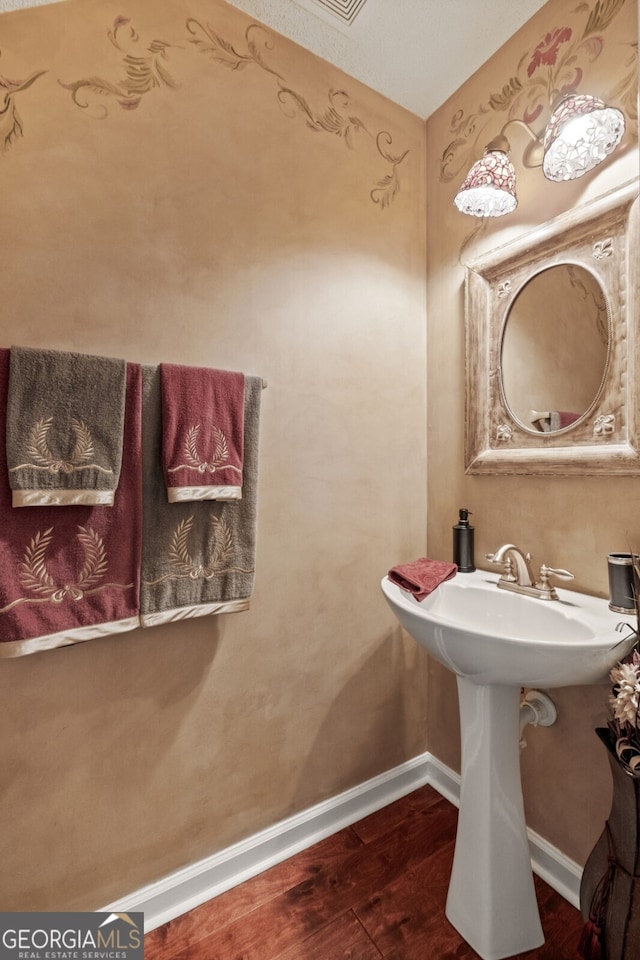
[426, 751, 461, 806]
[528, 827, 582, 909]
[104, 751, 581, 931]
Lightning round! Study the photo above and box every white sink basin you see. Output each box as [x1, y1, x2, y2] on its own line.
[381, 566, 637, 959]
[381, 569, 635, 687]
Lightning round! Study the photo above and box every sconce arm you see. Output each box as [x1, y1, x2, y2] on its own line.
[496, 119, 544, 169]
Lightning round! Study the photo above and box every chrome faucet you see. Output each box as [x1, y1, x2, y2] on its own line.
[485, 543, 574, 601]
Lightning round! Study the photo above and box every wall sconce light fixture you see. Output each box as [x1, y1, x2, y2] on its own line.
[453, 134, 518, 217]
[454, 93, 625, 218]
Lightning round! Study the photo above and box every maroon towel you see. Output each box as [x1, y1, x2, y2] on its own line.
[160, 364, 245, 503]
[549, 410, 580, 431]
[0, 350, 142, 658]
[388, 558, 457, 601]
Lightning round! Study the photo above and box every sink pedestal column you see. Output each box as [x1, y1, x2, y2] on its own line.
[445, 678, 544, 960]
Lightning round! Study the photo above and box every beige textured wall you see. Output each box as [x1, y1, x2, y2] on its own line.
[426, 0, 639, 865]
[0, 0, 427, 909]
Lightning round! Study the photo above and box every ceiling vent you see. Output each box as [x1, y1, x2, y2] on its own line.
[292, 0, 368, 30]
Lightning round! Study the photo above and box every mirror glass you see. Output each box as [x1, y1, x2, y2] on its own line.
[500, 265, 609, 433]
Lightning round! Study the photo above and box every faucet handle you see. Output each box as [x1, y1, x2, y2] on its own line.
[540, 564, 574, 581]
[536, 563, 575, 599]
[485, 552, 517, 582]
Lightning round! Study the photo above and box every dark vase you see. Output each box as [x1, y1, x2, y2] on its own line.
[579, 727, 640, 960]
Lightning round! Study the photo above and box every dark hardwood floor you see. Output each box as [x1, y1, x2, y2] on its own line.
[144, 785, 585, 959]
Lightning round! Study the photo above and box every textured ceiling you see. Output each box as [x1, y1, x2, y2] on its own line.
[0, 0, 550, 118]
[223, 0, 550, 117]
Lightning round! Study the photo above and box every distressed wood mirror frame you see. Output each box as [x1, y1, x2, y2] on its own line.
[465, 180, 639, 476]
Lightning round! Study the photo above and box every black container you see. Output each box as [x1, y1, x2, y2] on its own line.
[607, 552, 636, 614]
[453, 508, 475, 573]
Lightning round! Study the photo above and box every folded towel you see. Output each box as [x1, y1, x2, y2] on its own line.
[160, 363, 245, 502]
[141, 367, 261, 627]
[530, 410, 580, 432]
[0, 351, 142, 658]
[388, 558, 457, 601]
[548, 410, 580, 431]
[7, 346, 127, 507]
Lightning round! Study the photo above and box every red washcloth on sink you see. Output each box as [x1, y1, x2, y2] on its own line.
[388, 558, 457, 601]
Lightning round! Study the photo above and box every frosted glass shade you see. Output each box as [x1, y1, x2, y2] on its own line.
[543, 94, 625, 182]
[454, 149, 517, 218]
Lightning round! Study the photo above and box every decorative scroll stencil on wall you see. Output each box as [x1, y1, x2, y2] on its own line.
[59, 16, 179, 113]
[186, 18, 408, 208]
[0, 11, 409, 209]
[439, 0, 637, 185]
[0, 63, 46, 153]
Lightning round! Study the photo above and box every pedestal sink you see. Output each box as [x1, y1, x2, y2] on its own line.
[381, 569, 636, 960]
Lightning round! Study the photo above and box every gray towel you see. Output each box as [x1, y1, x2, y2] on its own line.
[7, 346, 127, 507]
[140, 366, 261, 626]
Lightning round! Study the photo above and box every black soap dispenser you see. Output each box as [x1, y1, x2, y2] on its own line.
[453, 508, 475, 572]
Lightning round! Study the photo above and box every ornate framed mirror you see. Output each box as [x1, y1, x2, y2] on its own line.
[465, 180, 639, 475]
